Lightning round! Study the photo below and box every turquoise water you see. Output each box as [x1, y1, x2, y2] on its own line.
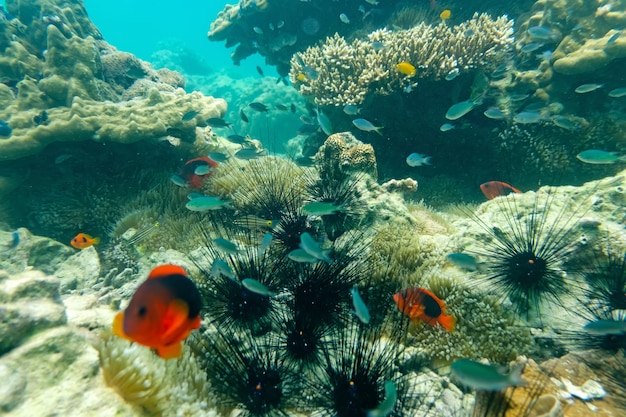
[83, 0, 272, 78]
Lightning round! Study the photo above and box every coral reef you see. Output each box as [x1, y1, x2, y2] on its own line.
[290, 13, 514, 105]
[315, 132, 377, 181]
[0, 0, 227, 161]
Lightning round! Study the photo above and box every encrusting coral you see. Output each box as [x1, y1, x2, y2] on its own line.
[290, 13, 514, 105]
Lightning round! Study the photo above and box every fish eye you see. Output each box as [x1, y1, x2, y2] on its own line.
[137, 306, 148, 317]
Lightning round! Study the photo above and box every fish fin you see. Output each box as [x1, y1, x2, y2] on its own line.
[156, 342, 183, 359]
[160, 299, 190, 341]
[509, 185, 522, 194]
[149, 264, 187, 280]
[374, 127, 384, 136]
[619, 155, 626, 162]
[438, 314, 456, 332]
[92, 237, 100, 245]
[112, 312, 129, 339]
[508, 363, 526, 386]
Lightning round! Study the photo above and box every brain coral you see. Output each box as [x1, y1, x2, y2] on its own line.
[290, 13, 514, 106]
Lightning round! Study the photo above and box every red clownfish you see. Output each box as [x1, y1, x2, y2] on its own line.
[71, 233, 100, 249]
[178, 156, 218, 188]
[393, 287, 456, 332]
[113, 264, 203, 359]
[480, 181, 521, 200]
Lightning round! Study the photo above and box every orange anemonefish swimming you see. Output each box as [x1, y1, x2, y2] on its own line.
[113, 264, 203, 359]
[70, 233, 100, 249]
[393, 287, 456, 332]
[178, 156, 219, 189]
[480, 181, 522, 200]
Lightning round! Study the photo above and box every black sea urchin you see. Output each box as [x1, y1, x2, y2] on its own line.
[193, 329, 305, 417]
[467, 186, 591, 321]
[192, 223, 281, 335]
[309, 317, 418, 417]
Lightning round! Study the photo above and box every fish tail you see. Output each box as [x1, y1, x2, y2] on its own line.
[439, 314, 456, 332]
[375, 126, 384, 136]
[93, 237, 101, 245]
[508, 362, 526, 386]
[619, 155, 626, 162]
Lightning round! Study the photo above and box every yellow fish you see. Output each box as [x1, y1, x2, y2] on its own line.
[296, 73, 307, 82]
[396, 62, 416, 77]
[440, 9, 451, 20]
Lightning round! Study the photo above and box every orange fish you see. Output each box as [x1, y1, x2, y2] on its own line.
[113, 264, 203, 359]
[70, 233, 100, 249]
[393, 287, 456, 332]
[178, 156, 219, 189]
[480, 181, 522, 200]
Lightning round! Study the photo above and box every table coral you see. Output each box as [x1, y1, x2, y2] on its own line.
[0, 0, 227, 161]
[290, 13, 514, 106]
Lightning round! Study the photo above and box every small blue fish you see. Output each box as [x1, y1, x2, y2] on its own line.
[406, 153, 431, 167]
[182, 110, 199, 121]
[608, 87, 626, 98]
[8, 230, 20, 248]
[213, 238, 241, 254]
[242, 278, 275, 297]
[287, 248, 319, 263]
[445, 100, 476, 120]
[343, 104, 361, 115]
[211, 259, 236, 280]
[574, 83, 604, 94]
[446, 253, 481, 271]
[186, 196, 231, 211]
[439, 123, 456, 132]
[366, 381, 397, 417]
[527, 26, 560, 42]
[352, 118, 383, 135]
[445, 68, 460, 81]
[520, 42, 545, 53]
[258, 232, 273, 258]
[316, 109, 333, 136]
[513, 111, 543, 124]
[170, 175, 188, 188]
[299, 232, 332, 263]
[607, 31, 620, 44]
[371, 41, 385, 51]
[576, 149, 626, 164]
[235, 148, 266, 160]
[483, 108, 507, 120]
[194, 165, 213, 175]
[207, 152, 229, 163]
[0, 120, 12, 138]
[350, 285, 371, 324]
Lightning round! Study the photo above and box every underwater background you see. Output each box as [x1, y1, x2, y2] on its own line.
[1, 0, 626, 416]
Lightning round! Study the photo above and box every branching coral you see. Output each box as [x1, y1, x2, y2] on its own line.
[290, 13, 514, 105]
